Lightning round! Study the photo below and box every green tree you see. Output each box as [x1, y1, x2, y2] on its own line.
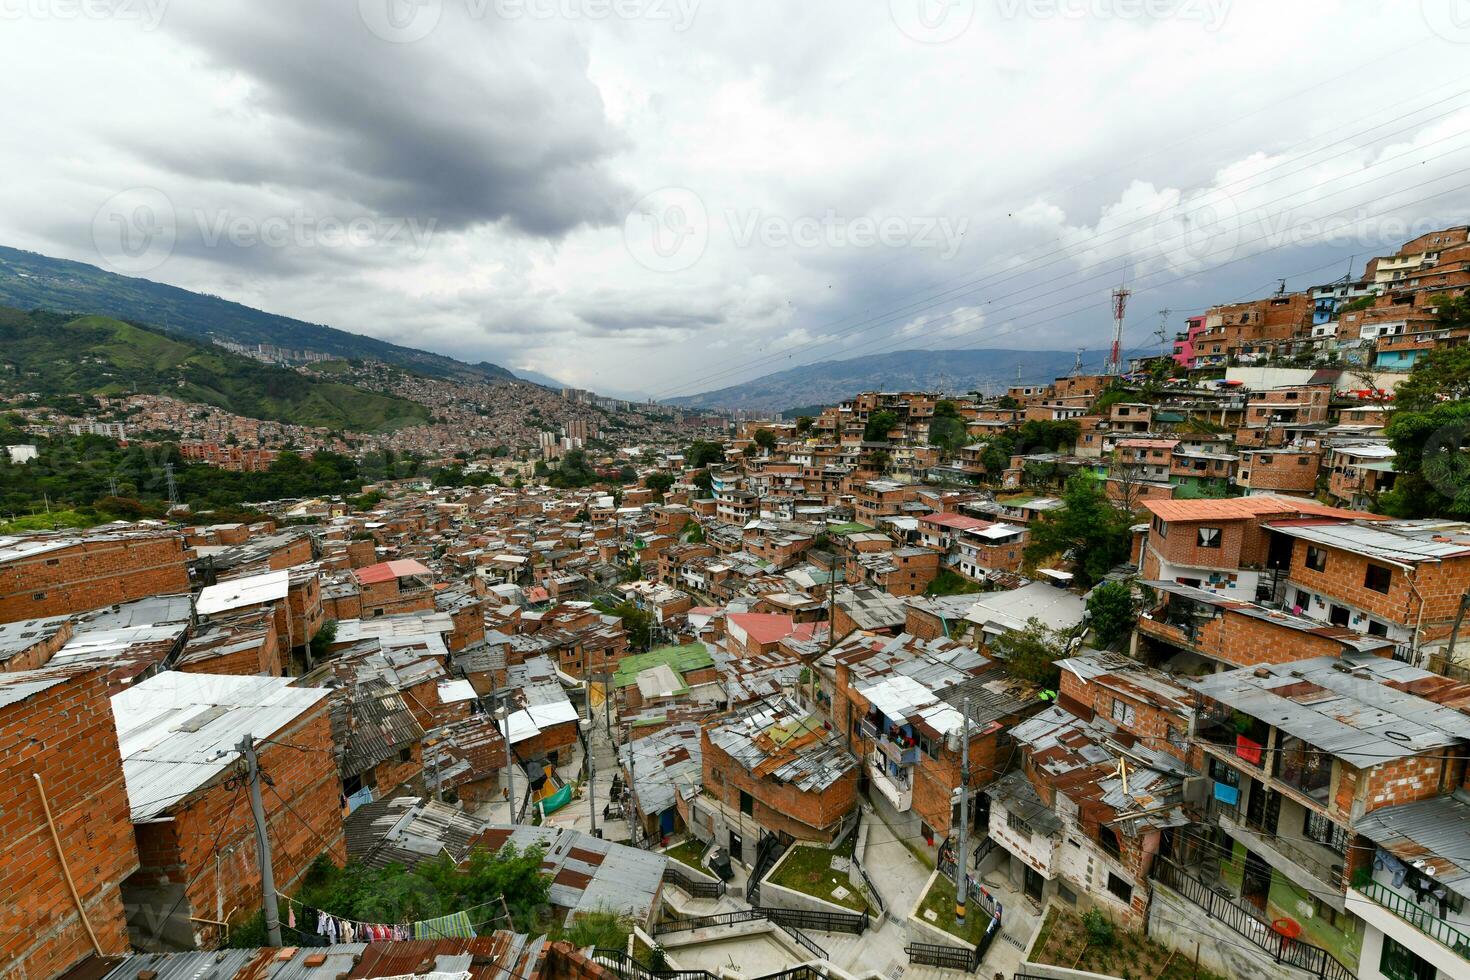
[927, 400, 969, 454]
[1086, 581, 1136, 649]
[1376, 340, 1470, 519]
[309, 619, 338, 662]
[795, 416, 815, 435]
[685, 440, 725, 469]
[1024, 472, 1133, 587]
[645, 472, 675, 499]
[691, 470, 714, 494]
[753, 428, 778, 451]
[1391, 342, 1470, 412]
[993, 618, 1067, 691]
[1378, 400, 1470, 519]
[863, 410, 899, 443]
[599, 599, 653, 649]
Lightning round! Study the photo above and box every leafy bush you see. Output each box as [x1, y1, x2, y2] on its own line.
[1082, 908, 1115, 948]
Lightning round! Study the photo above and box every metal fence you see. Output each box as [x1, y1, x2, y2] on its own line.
[1154, 860, 1354, 980]
[592, 950, 831, 980]
[747, 833, 790, 905]
[854, 861, 886, 917]
[653, 907, 833, 960]
[764, 906, 869, 936]
[661, 865, 726, 899]
[905, 941, 978, 972]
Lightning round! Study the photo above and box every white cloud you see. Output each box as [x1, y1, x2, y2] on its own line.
[1, 0, 1468, 399]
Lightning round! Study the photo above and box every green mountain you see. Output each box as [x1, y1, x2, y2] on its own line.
[0, 246, 518, 383]
[0, 307, 431, 432]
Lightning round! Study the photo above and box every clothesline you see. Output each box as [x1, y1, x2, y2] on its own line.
[277, 893, 504, 943]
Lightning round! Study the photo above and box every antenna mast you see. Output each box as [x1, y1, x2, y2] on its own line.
[1107, 282, 1131, 375]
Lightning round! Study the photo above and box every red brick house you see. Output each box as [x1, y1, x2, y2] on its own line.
[111, 672, 346, 950]
[1, 663, 139, 980]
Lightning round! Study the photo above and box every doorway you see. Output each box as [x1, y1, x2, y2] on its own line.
[1241, 850, 1272, 913]
[1024, 865, 1045, 902]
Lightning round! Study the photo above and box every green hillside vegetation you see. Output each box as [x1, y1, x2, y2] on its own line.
[0, 307, 430, 432]
[0, 245, 518, 383]
[0, 432, 369, 517]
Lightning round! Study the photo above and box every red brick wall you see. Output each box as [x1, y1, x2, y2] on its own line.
[1, 666, 139, 979]
[701, 732, 857, 841]
[1149, 518, 1253, 571]
[1139, 604, 1364, 669]
[0, 534, 190, 624]
[264, 537, 314, 571]
[1288, 544, 1470, 628]
[1360, 752, 1463, 815]
[1238, 452, 1320, 492]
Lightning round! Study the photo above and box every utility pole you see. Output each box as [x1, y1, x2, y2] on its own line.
[585, 676, 598, 838]
[954, 696, 970, 923]
[164, 462, 178, 509]
[1155, 308, 1172, 358]
[499, 698, 518, 825]
[238, 735, 283, 947]
[627, 733, 640, 845]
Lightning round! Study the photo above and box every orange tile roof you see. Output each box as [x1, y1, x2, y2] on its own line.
[1142, 495, 1378, 523]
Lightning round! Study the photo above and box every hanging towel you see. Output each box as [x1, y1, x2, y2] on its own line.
[1212, 781, 1240, 806]
[414, 911, 475, 939]
[1235, 735, 1263, 765]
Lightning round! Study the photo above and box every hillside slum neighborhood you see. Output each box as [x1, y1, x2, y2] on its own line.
[6, 230, 1470, 980]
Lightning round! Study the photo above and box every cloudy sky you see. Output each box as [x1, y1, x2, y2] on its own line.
[3, 0, 1470, 399]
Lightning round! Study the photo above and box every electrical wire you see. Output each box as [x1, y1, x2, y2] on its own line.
[654, 80, 1470, 399]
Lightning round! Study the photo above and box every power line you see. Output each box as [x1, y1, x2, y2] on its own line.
[655, 85, 1470, 399]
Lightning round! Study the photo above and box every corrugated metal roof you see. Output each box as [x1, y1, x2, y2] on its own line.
[112, 672, 331, 821]
[1194, 655, 1470, 768]
[1263, 519, 1470, 564]
[196, 570, 290, 615]
[1353, 791, 1470, 898]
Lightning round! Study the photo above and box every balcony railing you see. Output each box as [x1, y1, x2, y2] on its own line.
[876, 735, 920, 765]
[868, 753, 912, 811]
[1356, 879, 1470, 960]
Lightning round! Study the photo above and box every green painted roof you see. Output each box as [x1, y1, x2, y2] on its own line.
[828, 522, 874, 535]
[613, 642, 713, 688]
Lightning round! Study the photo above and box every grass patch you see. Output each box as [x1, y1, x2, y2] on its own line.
[0, 509, 102, 534]
[924, 568, 984, 596]
[1031, 906, 1231, 980]
[662, 837, 708, 874]
[915, 874, 991, 946]
[768, 845, 867, 912]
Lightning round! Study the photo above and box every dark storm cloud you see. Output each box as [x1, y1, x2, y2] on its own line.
[132, 1, 628, 237]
